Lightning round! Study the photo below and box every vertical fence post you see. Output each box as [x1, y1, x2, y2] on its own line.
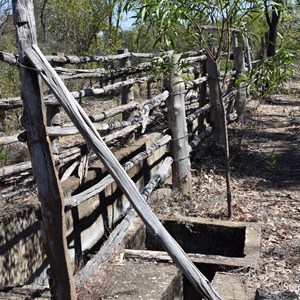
[243, 35, 252, 72]
[47, 53, 63, 156]
[46, 105, 61, 155]
[233, 47, 247, 124]
[206, 54, 224, 144]
[166, 53, 192, 195]
[147, 80, 151, 99]
[232, 31, 238, 48]
[117, 48, 134, 120]
[206, 54, 233, 217]
[12, 1, 76, 299]
[198, 63, 208, 133]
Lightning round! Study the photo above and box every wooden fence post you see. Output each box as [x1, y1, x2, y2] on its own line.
[232, 31, 238, 48]
[12, 1, 76, 299]
[206, 54, 233, 217]
[147, 80, 151, 99]
[46, 105, 61, 155]
[117, 48, 134, 120]
[166, 54, 192, 195]
[198, 63, 208, 133]
[233, 47, 247, 124]
[47, 53, 64, 156]
[206, 55, 224, 144]
[243, 35, 252, 72]
[25, 44, 221, 300]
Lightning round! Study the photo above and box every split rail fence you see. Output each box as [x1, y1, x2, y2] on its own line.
[0, 1, 251, 299]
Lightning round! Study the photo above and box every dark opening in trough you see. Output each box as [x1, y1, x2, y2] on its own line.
[145, 220, 246, 258]
[123, 217, 260, 299]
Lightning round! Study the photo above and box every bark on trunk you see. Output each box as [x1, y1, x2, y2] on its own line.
[265, 2, 281, 57]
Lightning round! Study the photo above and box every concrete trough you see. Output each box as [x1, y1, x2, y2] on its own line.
[0, 132, 169, 288]
[119, 215, 261, 299]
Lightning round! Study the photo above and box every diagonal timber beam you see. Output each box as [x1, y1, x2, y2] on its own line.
[25, 44, 221, 300]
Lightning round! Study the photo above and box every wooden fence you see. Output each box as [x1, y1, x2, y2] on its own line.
[0, 1, 250, 299]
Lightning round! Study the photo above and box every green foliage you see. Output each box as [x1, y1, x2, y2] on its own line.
[125, 0, 265, 56]
[0, 34, 19, 98]
[36, 0, 117, 55]
[266, 149, 277, 173]
[122, 24, 194, 53]
[238, 41, 295, 98]
[0, 147, 7, 161]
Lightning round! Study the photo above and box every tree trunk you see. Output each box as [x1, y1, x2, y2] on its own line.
[265, 3, 281, 57]
[206, 56, 233, 218]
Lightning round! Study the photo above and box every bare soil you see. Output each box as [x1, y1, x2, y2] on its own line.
[148, 87, 300, 298]
[1, 84, 300, 299]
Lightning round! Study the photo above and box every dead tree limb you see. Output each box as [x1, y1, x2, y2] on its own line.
[25, 44, 220, 300]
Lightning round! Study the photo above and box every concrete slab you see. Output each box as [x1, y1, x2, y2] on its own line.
[0, 132, 168, 288]
[97, 259, 182, 300]
[212, 272, 255, 300]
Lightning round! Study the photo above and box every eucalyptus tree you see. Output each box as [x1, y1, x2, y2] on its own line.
[36, 0, 115, 55]
[125, 0, 264, 60]
[124, 0, 263, 217]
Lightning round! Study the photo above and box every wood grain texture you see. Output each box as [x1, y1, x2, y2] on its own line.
[166, 54, 192, 195]
[25, 45, 220, 300]
[75, 156, 173, 286]
[12, 1, 76, 299]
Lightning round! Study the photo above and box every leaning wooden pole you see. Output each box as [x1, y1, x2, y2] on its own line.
[25, 44, 221, 300]
[12, 1, 76, 299]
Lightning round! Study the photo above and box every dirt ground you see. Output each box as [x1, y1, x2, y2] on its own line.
[148, 86, 300, 299]
[1, 83, 300, 299]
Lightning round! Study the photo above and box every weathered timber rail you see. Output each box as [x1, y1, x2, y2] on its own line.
[0, 2, 252, 298]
